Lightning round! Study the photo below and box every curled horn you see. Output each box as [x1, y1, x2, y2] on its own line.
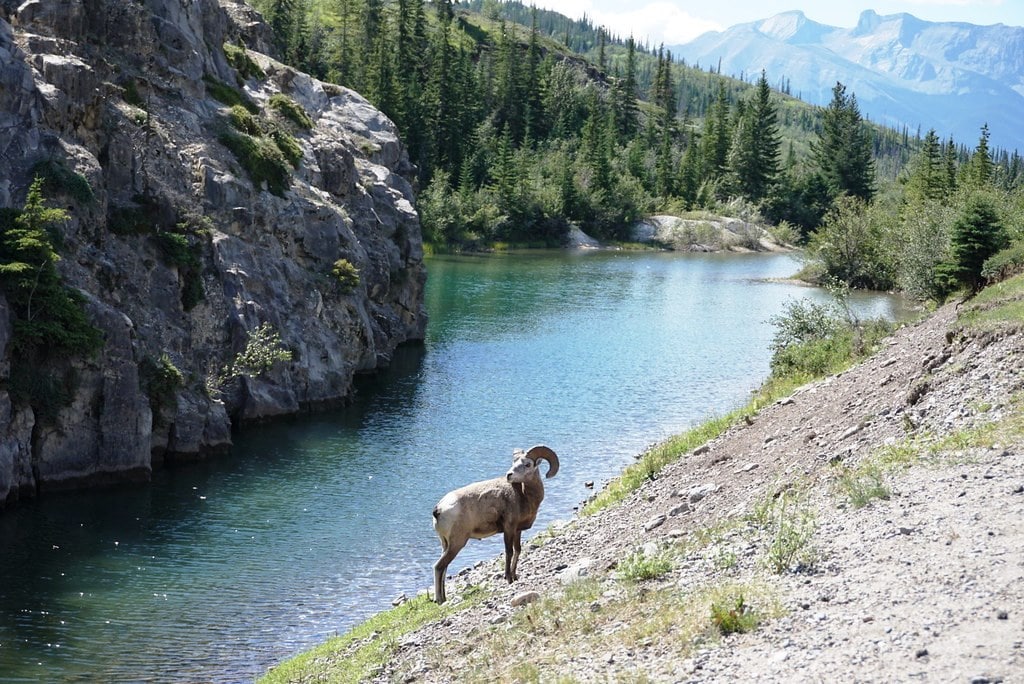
[526, 445, 559, 478]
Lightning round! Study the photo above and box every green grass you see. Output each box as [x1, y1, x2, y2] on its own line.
[223, 42, 266, 81]
[582, 411, 739, 515]
[204, 76, 258, 113]
[957, 272, 1024, 332]
[710, 589, 760, 635]
[260, 591, 484, 684]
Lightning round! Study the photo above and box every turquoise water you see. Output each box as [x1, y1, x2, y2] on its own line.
[0, 250, 911, 682]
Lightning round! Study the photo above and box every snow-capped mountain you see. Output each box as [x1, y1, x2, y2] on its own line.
[670, 10, 1024, 151]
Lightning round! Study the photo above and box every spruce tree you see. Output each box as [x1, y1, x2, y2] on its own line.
[812, 82, 875, 203]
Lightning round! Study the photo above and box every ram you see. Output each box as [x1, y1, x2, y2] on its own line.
[431, 445, 559, 604]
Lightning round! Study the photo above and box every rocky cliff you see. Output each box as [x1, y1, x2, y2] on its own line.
[0, 0, 427, 506]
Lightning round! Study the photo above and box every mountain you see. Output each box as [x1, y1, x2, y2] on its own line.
[670, 10, 1024, 152]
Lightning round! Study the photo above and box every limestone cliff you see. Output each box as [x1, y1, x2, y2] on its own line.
[0, 0, 427, 506]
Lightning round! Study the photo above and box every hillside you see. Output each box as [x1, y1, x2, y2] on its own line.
[671, 9, 1024, 152]
[264, 282, 1024, 681]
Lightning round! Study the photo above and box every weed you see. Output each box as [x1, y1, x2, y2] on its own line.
[758, 491, 817, 574]
[618, 550, 673, 582]
[834, 462, 890, 508]
[710, 591, 759, 635]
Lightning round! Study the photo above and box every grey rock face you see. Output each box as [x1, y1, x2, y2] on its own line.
[0, 0, 427, 506]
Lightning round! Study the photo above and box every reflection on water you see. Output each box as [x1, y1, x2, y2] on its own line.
[0, 250, 913, 682]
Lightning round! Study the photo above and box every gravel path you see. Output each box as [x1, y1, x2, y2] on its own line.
[368, 302, 1024, 683]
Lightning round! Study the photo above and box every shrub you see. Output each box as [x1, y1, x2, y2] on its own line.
[982, 240, 1024, 283]
[230, 322, 293, 378]
[269, 93, 313, 130]
[331, 258, 360, 293]
[228, 104, 261, 136]
[223, 43, 266, 81]
[30, 160, 94, 205]
[268, 126, 303, 167]
[140, 353, 184, 418]
[204, 76, 258, 113]
[123, 78, 145, 108]
[219, 130, 291, 196]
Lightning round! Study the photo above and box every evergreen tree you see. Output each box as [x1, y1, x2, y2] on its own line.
[728, 71, 779, 202]
[811, 82, 875, 203]
[961, 124, 994, 189]
[904, 129, 946, 202]
[701, 83, 731, 180]
[939, 194, 1005, 291]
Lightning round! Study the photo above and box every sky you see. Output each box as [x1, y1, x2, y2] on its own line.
[530, 1, 1024, 46]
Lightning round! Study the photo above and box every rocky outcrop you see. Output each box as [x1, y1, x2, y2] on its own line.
[0, 0, 427, 506]
[632, 214, 788, 252]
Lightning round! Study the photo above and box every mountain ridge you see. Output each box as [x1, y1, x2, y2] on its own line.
[670, 9, 1024, 151]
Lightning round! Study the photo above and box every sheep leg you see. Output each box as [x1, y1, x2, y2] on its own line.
[504, 531, 522, 583]
[433, 538, 466, 604]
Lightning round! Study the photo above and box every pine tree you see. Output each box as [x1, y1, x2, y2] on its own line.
[811, 82, 875, 203]
[961, 124, 994, 189]
[939, 194, 1005, 291]
[904, 129, 945, 202]
[701, 84, 731, 180]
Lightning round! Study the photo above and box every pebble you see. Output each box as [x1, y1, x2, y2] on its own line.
[644, 515, 667, 531]
[688, 483, 719, 503]
[669, 502, 690, 516]
[510, 591, 540, 607]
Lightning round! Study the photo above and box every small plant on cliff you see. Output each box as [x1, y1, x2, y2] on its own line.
[219, 130, 291, 197]
[228, 104, 262, 136]
[223, 42, 266, 81]
[204, 75, 258, 113]
[269, 93, 313, 130]
[332, 258, 360, 294]
[226, 322, 293, 380]
[140, 353, 184, 420]
[30, 159, 94, 205]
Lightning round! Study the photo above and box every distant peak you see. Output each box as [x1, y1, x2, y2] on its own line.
[855, 9, 882, 35]
[756, 10, 827, 43]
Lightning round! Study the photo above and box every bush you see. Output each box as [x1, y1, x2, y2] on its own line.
[331, 259, 360, 293]
[30, 160, 94, 205]
[219, 130, 291, 196]
[204, 76, 258, 113]
[230, 322, 293, 378]
[223, 43, 266, 81]
[228, 104, 261, 136]
[140, 353, 184, 418]
[269, 93, 313, 130]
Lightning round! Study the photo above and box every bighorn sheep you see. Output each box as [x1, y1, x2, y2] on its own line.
[431, 445, 559, 604]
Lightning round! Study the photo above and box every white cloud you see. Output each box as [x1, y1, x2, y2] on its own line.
[588, 2, 722, 45]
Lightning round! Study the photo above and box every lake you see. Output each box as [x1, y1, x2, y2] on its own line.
[0, 250, 912, 682]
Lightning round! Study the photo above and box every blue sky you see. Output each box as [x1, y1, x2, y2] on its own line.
[532, 1, 1024, 45]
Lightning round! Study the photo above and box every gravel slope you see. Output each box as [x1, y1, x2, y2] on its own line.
[369, 302, 1024, 683]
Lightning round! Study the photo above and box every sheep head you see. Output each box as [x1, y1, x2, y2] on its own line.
[506, 444, 559, 483]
